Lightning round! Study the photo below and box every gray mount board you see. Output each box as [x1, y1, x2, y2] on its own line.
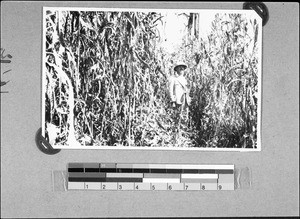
[0, 1, 299, 218]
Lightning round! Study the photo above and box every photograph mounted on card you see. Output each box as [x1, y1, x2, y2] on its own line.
[42, 7, 262, 151]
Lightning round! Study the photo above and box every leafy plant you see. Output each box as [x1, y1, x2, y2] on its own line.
[44, 10, 260, 149]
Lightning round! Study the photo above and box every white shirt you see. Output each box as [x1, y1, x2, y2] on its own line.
[169, 75, 187, 104]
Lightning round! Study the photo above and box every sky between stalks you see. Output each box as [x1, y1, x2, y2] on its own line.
[157, 12, 215, 54]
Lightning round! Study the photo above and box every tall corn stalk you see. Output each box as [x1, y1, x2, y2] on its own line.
[177, 13, 259, 148]
[44, 10, 259, 148]
[45, 10, 81, 146]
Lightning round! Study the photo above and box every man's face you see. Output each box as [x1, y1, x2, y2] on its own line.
[177, 66, 185, 75]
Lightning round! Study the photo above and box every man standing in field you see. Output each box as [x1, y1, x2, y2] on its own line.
[169, 62, 190, 131]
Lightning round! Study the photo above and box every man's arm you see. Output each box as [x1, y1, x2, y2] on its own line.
[169, 77, 176, 102]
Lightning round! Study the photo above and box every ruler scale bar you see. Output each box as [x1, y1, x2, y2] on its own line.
[69, 172, 106, 177]
[181, 174, 218, 179]
[143, 173, 181, 178]
[100, 168, 117, 173]
[69, 177, 105, 182]
[68, 164, 234, 173]
[106, 173, 144, 178]
[133, 169, 151, 173]
[69, 168, 234, 174]
[67, 163, 234, 191]
[68, 168, 84, 172]
[143, 178, 181, 183]
[69, 177, 143, 182]
[181, 178, 217, 183]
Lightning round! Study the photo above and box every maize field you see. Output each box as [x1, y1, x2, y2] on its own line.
[43, 9, 261, 149]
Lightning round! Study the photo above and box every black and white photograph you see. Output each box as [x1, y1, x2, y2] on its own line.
[42, 7, 262, 150]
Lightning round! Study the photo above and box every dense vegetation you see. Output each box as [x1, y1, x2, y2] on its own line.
[44, 10, 259, 148]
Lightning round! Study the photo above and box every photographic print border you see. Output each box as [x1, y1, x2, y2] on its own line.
[42, 7, 262, 151]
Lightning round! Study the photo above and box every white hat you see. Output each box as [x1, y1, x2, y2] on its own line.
[174, 62, 187, 71]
